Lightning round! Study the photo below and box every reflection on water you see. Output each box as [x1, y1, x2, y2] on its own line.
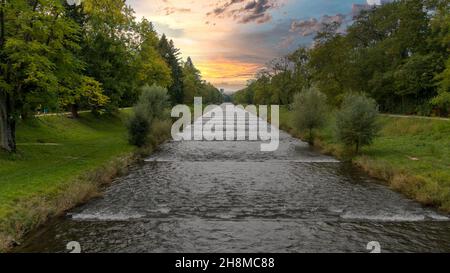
[16, 105, 450, 253]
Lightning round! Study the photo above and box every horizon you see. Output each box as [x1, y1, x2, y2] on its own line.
[127, 0, 369, 93]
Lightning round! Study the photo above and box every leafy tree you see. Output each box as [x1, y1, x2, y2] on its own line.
[201, 82, 224, 104]
[59, 76, 109, 118]
[0, 0, 83, 152]
[128, 85, 170, 147]
[233, 81, 256, 105]
[292, 87, 328, 144]
[288, 47, 312, 92]
[134, 19, 172, 90]
[159, 34, 184, 104]
[253, 71, 272, 105]
[335, 94, 380, 154]
[268, 57, 293, 105]
[309, 22, 354, 105]
[182, 57, 202, 104]
[433, 58, 450, 113]
[81, 0, 136, 110]
[430, 1, 450, 114]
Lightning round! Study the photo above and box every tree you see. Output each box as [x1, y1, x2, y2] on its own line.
[430, 0, 450, 115]
[0, 0, 83, 152]
[268, 57, 293, 105]
[134, 19, 172, 90]
[433, 58, 450, 114]
[59, 76, 109, 118]
[128, 85, 170, 147]
[288, 47, 312, 92]
[182, 57, 202, 104]
[201, 82, 224, 104]
[159, 34, 184, 104]
[335, 94, 380, 154]
[292, 87, 328, 144]
[81, 0, 137, 110]
[309, 22, 354, 105]
[54, 1, 109, 118]
[253, 70, 272, 105]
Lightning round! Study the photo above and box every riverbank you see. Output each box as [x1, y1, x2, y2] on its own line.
[0, 111, 171, 252]
[279, 108, 450, 213]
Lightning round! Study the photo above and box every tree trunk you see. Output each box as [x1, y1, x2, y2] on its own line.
[71, 104, 79, 119]
[309, 128, 314, 145]
[0, 92, 16, 152]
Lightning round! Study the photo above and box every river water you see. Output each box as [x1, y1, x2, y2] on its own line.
[16, 105, 450, 253]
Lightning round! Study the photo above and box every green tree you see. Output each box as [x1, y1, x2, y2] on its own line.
[335, 94, 380, 154]
[159, 34, 184, 104]
[59, 76, 109, 118]
[253, 71, 272, 105]
[292, 87, 328, 144]
[430, 1, 450, 114]
[182, 57, 202, 104]
[134, 20, 172, 89]
[288, 47, 312, 93]
[81, 0, 136, 110]
[309, 22, 354, 105]
[128, 85, 170, 147]
[0, 0, 84, 152]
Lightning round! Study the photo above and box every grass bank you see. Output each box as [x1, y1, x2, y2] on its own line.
[0, 111, 171, 252]
[279, 108, 450, 213]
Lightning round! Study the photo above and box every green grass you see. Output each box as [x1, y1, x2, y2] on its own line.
[0, 111, 141, 250]
[280, 107, 450, 212]
[0, 112, 134, 215]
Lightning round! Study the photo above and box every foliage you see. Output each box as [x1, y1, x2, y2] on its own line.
[431, 1, 450, 114]
[292, 87, 328, 144]
[128, 85, 170, 147]
[335, 94, 380, 154]
[134, 20, 172, 90]
[0, 0, 204, 152]
[182, 57, 223, 104]
[159, 34, 184, 104]
[234, 0, 449, 116]
[280, 107, 450, 212]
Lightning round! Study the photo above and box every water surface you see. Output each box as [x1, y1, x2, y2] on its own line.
[16, 106, 450, 253]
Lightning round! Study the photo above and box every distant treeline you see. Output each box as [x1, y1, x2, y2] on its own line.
[0, 0, 223, 152]
[233, 0, 449, 116]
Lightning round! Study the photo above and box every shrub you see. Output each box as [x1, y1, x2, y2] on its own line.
[128, 111, 151, 147]
[335, 93, 380, 154]
[292, 87, 328, 144]
[128, 85, 170, 147]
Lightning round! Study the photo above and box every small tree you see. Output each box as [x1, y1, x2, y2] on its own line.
[128, 85, 169, 147]
[292, 87, 328, 144]
[335, 93, 380, 154]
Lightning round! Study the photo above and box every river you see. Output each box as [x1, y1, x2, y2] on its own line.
[16, 105, 450, 253]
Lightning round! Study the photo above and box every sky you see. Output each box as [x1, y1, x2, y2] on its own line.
[126, 0, 369, 93]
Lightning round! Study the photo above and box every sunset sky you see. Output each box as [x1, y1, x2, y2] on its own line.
[126, 0, 368, 92]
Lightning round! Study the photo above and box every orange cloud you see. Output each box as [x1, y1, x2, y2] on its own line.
[196, 58, 262, 86]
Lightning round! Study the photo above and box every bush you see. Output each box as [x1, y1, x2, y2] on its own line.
[128, 84, 170, 147]
[335, 93, 380, 154]
[292, 87, 328, 144]
[128, 112, 150, 147]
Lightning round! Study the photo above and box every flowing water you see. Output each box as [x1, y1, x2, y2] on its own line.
[16, 105, 450, 253]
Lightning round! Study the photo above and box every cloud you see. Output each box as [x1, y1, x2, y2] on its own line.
[153, 22, 185, 38]
[163, 7, 192, 15]
[207, 0, 281, 24]
[290, 14, 346, 37]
